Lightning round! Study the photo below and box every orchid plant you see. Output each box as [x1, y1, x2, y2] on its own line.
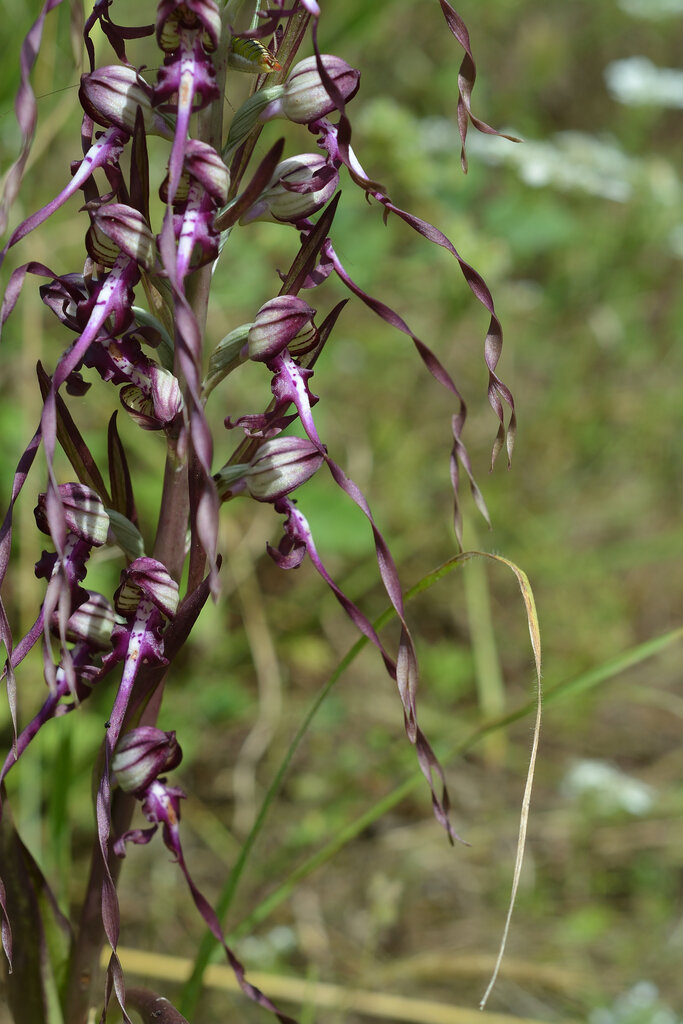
[0, 1, 518, 1022]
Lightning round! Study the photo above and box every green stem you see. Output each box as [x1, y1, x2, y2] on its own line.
[463, 549, 506, 765]
[152, 453, 189, 582]
[63, 785, 137, 1024]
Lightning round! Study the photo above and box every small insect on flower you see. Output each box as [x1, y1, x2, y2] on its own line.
[228, 36, 281, 74]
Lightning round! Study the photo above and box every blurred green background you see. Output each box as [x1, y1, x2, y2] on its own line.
[1, 1, 682, 1022]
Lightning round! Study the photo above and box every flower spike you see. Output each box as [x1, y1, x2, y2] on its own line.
[0, 2, 524, 1019]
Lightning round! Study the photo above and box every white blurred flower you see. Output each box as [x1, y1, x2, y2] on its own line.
[562, 759, 654, 816]
[618, 0, 683, 19]
[589, 981, 681, 1024]
[605, 56, 683, 109]
[668, 223, 683, 259]
[461, 127, 636, 201]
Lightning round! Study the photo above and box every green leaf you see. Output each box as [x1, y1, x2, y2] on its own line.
[222, 86, 284, 160]
[202, 324, 250, 399]
[131, 306, 175, 372]
[130, 106, 151, 224]
[107, 412, 137, 525]
[105, 509, 146, 561]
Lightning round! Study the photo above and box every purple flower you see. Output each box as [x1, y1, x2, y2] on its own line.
[171, 184, 222, 276]
[33, 484, 111, 688]
[0, 594, 119, 792]
[154, 8, 221, 212]
[159, 139, 230, 206]
[95, 558, 180, 743]
[153, 38, 219, 113]
[114, 777, 186, 856]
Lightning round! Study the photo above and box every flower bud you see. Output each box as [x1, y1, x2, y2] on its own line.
[150, 366, 183, 422]
[280, 55, 360, 124]
[113, 727, 182, 795]
[246, 437, 324, 502]
[159, 140, 230, 206]
[240, 154, 338, 225]
[156, 0, 221, 53]
[34, 484, 109, 547]
[114, 557, 179, 619]
[88, 204, 155, 271]
[248, 296, 316, 362]
[184, 140, 230, 204]
[120, 367, 183, 430]
[64, 592, 117, 650]
[79, 66, 171, 137]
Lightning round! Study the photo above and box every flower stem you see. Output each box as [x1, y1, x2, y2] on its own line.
[152, 453, 189, 583]
[64, 28, 233, 1024]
